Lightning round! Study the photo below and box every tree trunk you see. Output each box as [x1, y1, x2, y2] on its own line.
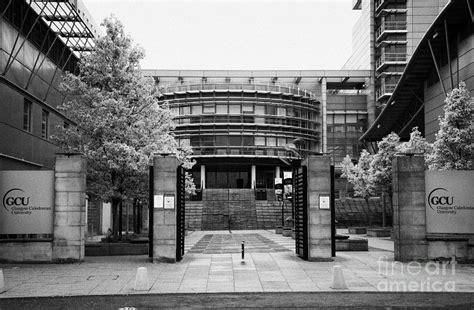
[111, 198, 120, 240]
[364, 196, 372, 227]
[382, 192, 386, 228]
[133, 198, 137, 234]
[125, 200, 129, 236]
[118, 200, 123, 239]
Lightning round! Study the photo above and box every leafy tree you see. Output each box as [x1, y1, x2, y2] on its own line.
[52, 16, 194, 239]
[427, 82, 473, 170]
[369, 132, 400, 227]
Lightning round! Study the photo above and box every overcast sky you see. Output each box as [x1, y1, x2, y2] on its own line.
[82, 0, 360, 70]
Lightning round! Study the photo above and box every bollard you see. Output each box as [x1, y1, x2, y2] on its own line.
[331, 265, 347, 289]
[0, 268, 5, 293]
[241, 241, 245, 263]
[134, 267, 149, 291]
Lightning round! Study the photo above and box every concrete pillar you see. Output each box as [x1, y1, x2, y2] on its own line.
[321, 77, 327, 154]
[304, 155, 332, 261]
[52, 153, 87, 262]
[275, 166, 281, 179]
[200, 165, 206, 189]
[153, 154, 179, 263]
[251, 165, 256, 189]
[392, 155, 427, 261]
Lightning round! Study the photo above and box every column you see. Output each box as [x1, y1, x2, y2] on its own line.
[305, 155, 332, 261]
[321, 77, 327, 154]
[153, 154, 178, 263]
[200, 164, 206, 189]
[52, 153, 87, 262]
[392, 155, 427, 261]
[251, 165, 256, 189]
[275, 166, 281, 179]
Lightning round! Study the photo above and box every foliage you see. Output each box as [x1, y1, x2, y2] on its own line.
[427, 82, 473, 170]
[341, 151, 374, 199]
[52, 16, 195, 236]
[369, 132, 400, 194]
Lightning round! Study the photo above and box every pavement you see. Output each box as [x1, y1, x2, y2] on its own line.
[0, 229, 473, 298]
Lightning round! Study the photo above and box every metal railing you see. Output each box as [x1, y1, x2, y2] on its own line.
[375, 0, 406, 12]
[375, 53, 406, 70]
[160, 83, 318, 100]
[375, 84, 397, 101]
[375, 21, 407, 39]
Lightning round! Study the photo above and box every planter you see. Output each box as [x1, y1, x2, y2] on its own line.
[348, 227, 367, 234]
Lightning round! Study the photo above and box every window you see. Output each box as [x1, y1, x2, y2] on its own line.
[255, 136, 265, 146]
[23, 99, 32, 132]
[242, 103, 254, 113]
[229, 104, 240, 114]
[203, 103, 215, 114]
[216, 104, 227, 114]
[41, 109, 49, 139]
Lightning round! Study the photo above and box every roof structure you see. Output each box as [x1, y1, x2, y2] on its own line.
[361, 0, 473, 142]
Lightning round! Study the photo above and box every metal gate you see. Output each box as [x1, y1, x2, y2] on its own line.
[148, 165, 154, 259]
[293, 165, 308, 260]
[176, 165, 186, 261]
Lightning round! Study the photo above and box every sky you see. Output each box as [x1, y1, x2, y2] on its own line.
[82, 0, 361, 70]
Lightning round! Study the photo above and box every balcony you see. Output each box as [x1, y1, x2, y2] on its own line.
[375, 84, 397, 101]
[160, 83, 318, 100]
[375, 0, 407, 12]
[375, 53, 406, 71]
[375, 21, 407, 41]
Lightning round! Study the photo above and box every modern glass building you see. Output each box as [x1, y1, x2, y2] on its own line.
[144, 70, 371, 229]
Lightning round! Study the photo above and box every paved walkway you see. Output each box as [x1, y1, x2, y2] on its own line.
[1, 230, 473, 298]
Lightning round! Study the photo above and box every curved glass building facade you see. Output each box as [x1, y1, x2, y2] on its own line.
[159, 83, 320, 189]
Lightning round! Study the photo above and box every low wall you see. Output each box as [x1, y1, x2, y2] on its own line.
[0, 242, 52, 262]
[392, 155, 474, 262]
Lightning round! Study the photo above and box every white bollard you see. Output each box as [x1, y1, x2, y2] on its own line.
[134, 267, 149, 291]
[0, 268, 5, 293]
[331, 265, 347, 289]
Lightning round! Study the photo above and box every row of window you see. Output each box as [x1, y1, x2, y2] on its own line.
[183, 135, 312, 148]
[171, 104, 319, 119]
[175, 116, 319, 129]
[23, 99, 49, 139]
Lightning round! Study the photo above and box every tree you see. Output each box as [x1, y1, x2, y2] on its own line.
[427, 82, 473, 170]
[52, 16, 194, 239]
[369, 132, 400, 227]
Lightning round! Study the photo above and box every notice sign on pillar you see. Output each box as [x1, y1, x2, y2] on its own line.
[319, 194, 330, 210]
[164, 195, 175, 209]
[154, 195, 164, 209]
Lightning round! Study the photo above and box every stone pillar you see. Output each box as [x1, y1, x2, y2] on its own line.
[153, 154, 178, 263]
[200, 165, 206, 189]
[52, 154, 87, 262]
[304, 155, 332, 261]
[392, 155, 427, 261]
[251, 165, 256, 189]
[275, 166, 281, 179]
[321, 77, 327, 154]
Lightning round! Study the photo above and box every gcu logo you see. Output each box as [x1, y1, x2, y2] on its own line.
[427, 187, 454, 210]
[2, 188, 30, 211]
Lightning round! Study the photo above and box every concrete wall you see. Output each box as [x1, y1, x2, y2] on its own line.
[0, 154, 86, 262]
[392, 155, 474, 262]
[152, 155, 178, 263]
[304, 155, 332, 261]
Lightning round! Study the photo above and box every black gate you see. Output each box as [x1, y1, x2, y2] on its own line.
[148, 165, 154, 259]
[293, 165, 308, 260]
[176, 165, 186, 261]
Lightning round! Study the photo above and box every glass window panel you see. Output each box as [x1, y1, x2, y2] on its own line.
[243, 136, 254, 146]
[203, 103, 215, 114]
[229, 136, 242, 146]
[267, 137, 276, 146]
[242, 103, 254, 113]
[346, 115, 357, 123]
[255, 105, 265, 115]
[191, 105, 202, 114]
[255, 117, 265, 124]
[278, 138, 286, 146]
[216, 104, 227, 114]
[334, 115, 345, 124]
[277, 107, 286, 116]
[327, 115, 334, 124]
[229, 104, 240, 114]
[265, 105, 276, 115]
[255, 136, 265, 145]
[201, 136, 214, 146]
[215, 136, 228, 146]
[180, 106, 190, 115]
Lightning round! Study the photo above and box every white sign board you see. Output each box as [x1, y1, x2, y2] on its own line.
[164, 195, 175, 209]
[0, 171, 54, 234]
[319, 195, 330, 210]
[425, 171, 474, 234]
[154, 195, 164, 209]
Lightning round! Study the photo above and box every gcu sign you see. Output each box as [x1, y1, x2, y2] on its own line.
[425, 171, 474, 234]
[0, 171, 54, 234]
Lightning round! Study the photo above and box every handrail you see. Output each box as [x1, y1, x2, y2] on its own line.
[376, 52, 406, 69]
[375, 21, 407, 38]
[160, 83, 319, 100]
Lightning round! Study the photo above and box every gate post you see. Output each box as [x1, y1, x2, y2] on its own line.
[304, 155, 332, 261]
[52, 153, 87, 262]
[152, 154, 179, 263]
